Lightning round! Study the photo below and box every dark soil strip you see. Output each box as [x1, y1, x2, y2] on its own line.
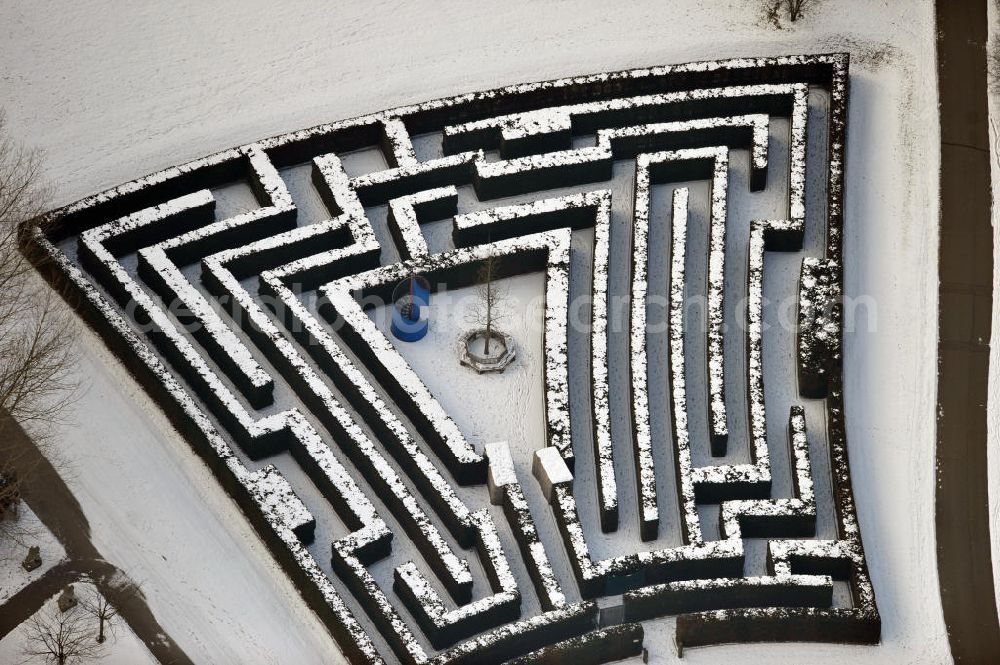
[935, 0, 1000, 661]
[1, 413, 194, 665]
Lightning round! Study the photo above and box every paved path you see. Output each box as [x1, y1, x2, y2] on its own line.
[935, 0, 1000, 661]
[0, 413, 194, 665]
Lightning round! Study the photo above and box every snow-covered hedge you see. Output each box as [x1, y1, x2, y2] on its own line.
[797, 257, 841, 398]
[719, 406, 816, 539]
[22, 52, 878, 662]
[395, 509, 520, 649]
[387, 186, 458, 260]
[505, 623, 644, 665]
[624, 575, 832, 621]
[321, 228, 573, 473]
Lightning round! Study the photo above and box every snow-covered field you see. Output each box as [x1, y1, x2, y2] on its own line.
[0, 1, 945, 663]
[0, 583, 158, 665]
[0, 506, 65, 604]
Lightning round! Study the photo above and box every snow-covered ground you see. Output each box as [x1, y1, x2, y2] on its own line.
[0, 583, 158, 665]
[371, 273, 548, 463]
[34, 328, 344, 663]
[0, 506, 66, 604]
[0, 1, 945, 663]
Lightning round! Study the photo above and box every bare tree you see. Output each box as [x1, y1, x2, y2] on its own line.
[465, 252, 509, 355]
[79, 588, 122, 645]
[0, 109, 76, 540]
[21, 605, 104, 665]
[788, 0, 810, 22]
[761, 0, 783, 28]
[759, 0, 812, 27]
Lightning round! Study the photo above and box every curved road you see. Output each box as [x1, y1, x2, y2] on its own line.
[935, 0, 1000, 662]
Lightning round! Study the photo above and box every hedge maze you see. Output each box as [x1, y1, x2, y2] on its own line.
[24, 54, 879, 663]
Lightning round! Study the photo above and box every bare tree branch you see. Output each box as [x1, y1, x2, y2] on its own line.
[80, 586, 125, 645]
[465, 253, 510, 355]
[21, 604, 104, 665]
[788, 0, 811, 22]
[0, 109, 78, 537]
[757, 0, 812, 28]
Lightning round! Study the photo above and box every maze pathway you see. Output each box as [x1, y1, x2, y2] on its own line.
[23, 54, 878, 663]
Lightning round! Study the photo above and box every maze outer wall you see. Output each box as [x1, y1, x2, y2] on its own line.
[22, 54, 878, 664]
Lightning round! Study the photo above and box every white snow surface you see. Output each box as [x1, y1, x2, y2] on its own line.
[0, 505, 66, 604]
[0, 583, 158, 665]
[371, 274, 548, 465]
[0, 1, 943, 663]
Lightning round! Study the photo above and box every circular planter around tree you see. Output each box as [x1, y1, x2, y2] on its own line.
[459, 328, 515, 373]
